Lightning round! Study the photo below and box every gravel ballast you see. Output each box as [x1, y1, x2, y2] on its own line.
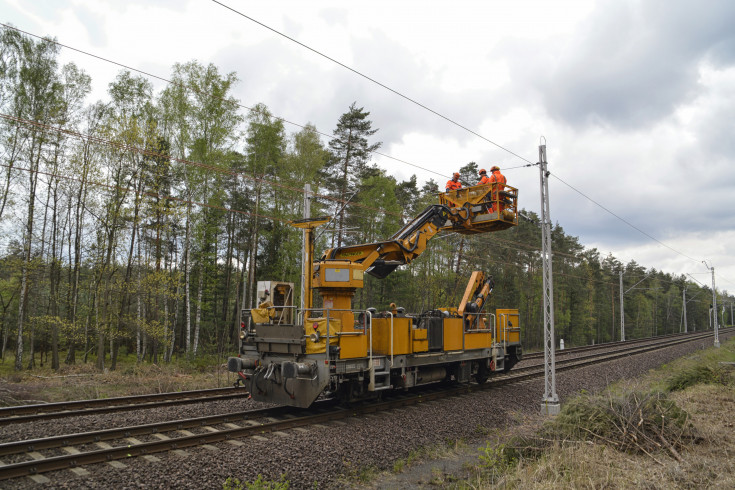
[2, 332, 731, 489]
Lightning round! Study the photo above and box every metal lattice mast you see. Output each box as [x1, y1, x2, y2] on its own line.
[710, 265, 720, 348]
[539, 142, 559, 415]
[619, 271, 625, 341]
[682, 288, 687, 333]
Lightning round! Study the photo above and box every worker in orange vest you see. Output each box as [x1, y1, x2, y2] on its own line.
[478, 168, 491, 185]
[488, 165, 507, 212]
[445, 172, 462, 192]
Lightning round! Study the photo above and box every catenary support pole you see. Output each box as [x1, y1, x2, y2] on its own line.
[619, 271, 625, 341]
[682, 288, 687, 333]
[706, 264, 720, 348]
[539, 141, 560, 416]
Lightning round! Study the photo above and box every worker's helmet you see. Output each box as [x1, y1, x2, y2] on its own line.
[490, 165, 500, 172]
[478, 168, 486, 175]
[452, 172, 460, 179]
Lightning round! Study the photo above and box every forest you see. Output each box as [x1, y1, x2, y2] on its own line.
[0, 28, 732, 372]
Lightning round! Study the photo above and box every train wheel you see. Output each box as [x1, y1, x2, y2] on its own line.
[503, 349, 519, 373]
[475, 362, 489, 384]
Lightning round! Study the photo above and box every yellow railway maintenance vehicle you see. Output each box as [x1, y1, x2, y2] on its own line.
[228, 182, 522, 407]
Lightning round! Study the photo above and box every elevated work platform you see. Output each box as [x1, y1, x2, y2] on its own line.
[439, 183, 518, 234]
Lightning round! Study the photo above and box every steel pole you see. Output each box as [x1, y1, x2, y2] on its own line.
[711, 267, 720, 347]
[539, 142, 559, 415]
[619, 271, 625, 341]
[682, 288, 687, 333]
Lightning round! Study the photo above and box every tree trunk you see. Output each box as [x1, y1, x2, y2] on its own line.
[95, 290, 104, 371]
[193, 263, 204, 356]
[246, 188, 261, 310]
[15, 140, 41, 371]
[185, 202, 192, 353]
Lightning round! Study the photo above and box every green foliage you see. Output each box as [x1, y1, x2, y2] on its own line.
[477, 442, 519, 475]
[543, 390, 694, 455]
[666, 364, 732, 392]
[0, 27, 732, 373]
[223, 475, 289, 490]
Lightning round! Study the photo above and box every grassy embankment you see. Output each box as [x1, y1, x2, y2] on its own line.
[358, 339, 735, 489]
[0, 352, 234, 405]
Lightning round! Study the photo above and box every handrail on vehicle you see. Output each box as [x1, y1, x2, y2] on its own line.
[462, 311, 495, 334]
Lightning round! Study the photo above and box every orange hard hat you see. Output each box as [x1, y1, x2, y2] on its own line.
[452, 172, 460, 179]
[478, 168, 486, 175]
[490, 165, 500, 172]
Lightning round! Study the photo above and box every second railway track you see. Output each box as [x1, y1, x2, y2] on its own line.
[0, 329, 729, 483]
[0, 387, 250, 426]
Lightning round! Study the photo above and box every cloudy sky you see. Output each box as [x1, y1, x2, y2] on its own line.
[2, 0, 734, 291]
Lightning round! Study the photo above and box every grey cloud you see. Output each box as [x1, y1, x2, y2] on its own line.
[510, 0, 735, 129]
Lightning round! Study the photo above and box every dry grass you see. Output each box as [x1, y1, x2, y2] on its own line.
[464, 340, 735, 489]
[0, 354, 234, 405]
[485, 382, 735, 489]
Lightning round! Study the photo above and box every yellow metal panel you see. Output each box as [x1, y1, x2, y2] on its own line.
[339, 333, 368, 359]
[443, 318, 463, 351]
[464, 332, 492, 350]
[412, 328, 427, 340]
[412, 339, 428, 353]
[370, 317, 411, 355]
[496, 309, 521, 343]
[304, 318, 341, 354]
[313, 261, 364, 289]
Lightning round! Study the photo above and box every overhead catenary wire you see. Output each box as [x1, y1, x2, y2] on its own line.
[0, 22, 724, 282]
[6, 106, 719, 293]
[209, 4, 720, 278]
[549, 172, 702, 264]
[211, 0, 537, 167]
[0, 22, 473, 184]
[0, 162, 287, 224]
[0, 117, 545, 268]
[0, 113, 576, 260]
[0, 112, 409, 220]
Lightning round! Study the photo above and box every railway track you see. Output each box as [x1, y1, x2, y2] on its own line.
[522, 328, 732, 361]
[0, 328, 728, 483]
[0, 387, 250, 426]
[502, 329, 730, 379]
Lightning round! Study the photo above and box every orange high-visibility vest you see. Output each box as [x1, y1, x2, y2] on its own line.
[489, 171, 507, 210]
[479, 175, 491, 185]
[489, 170, 506, 188]
[446, 179, 462, 191]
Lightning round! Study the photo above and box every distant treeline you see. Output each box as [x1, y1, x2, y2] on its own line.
[0, 28, 730, 371]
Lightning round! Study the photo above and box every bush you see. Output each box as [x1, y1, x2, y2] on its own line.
[478, 442, 518, 472]
[666, 365, 731, 392]
[542, 390, 695, 457]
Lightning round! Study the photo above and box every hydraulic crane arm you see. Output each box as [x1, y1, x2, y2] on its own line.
[303, 187, 516, 329]
[458, 271, 495, 317]
[321, 204, 450, 279]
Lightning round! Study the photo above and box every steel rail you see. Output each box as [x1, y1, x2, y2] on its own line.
[522, 328, 732, 360]
[496, 330, 726, 383]
[0, 329, 729, 481]
[514, 328, 734, 371]
[0, 387, 249, 426]
[0, 405, 297, 458]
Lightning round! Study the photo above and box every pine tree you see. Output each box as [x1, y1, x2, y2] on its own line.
[323, 102, 381, 248]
